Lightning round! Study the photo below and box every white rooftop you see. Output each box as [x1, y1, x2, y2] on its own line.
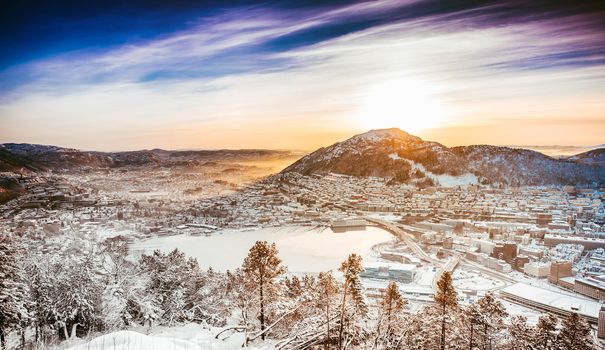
[364, 261, 417, 271]
[501, 283, 601, 319]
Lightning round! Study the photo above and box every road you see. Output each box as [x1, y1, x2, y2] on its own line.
[366, 217, 513, 291]
[367, 217, 462, 291]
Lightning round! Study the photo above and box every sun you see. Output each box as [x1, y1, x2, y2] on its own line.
[356, 78, 446, 133]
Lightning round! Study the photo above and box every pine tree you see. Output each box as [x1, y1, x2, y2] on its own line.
[100, 236, 139, 329]
[375, 281, 407, 348]
[242, 241, 286, 340]
[465, 303, 482, 350]
[0, 236, 31, 349]
[557, 312, 594, 350]
[507, 315, 534, 350]
[534, 314, 558, 350]
[337, 254, 366, 349]
[434, 271, 457, 350]
[284, 275, 303, 298]
[188, 267, 234, 326]
[404, 304, 463, 350]
[476, 292, 508, 350]
[316, 271, 339, 346]
[138, 249, 200, 326]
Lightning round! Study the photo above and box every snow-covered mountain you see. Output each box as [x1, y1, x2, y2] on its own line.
[565, 148, 605, 166]
[0, 143, 293, 173]
[0, 143, 119, 172]
[283, 128, 605, 186]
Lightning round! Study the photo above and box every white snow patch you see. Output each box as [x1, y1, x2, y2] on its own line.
[433, 172, 478, 187]
[66, 324, 271, 350]
[388, 153, 402, 160]
[407, 160, 478, 187]
[67, 330, 201, 350]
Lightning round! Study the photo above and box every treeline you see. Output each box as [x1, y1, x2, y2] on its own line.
[0, 235, 596, 349]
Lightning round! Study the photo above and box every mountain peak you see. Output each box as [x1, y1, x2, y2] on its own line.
[282, 128, 605, 187]
[351, 128, 420, 142]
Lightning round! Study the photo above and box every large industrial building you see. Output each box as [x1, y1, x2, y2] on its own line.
[544, 234, 605, 250]
[575, 277, 605, 301]
[500, 283, 600, 324]
[361, 262, 416, 283]
[331, 219, 367, 232]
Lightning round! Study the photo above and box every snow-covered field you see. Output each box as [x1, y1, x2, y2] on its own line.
[131, 226, 393, 273]
[500, 301, 543, 325]
[452, 269, 506, 291]
[60, 324, 270, 350]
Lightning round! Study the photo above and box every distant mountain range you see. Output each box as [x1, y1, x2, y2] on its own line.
[283, 128, 605, 187]
[566, 148, 605, 166]
[511, 144, 605, 158]
[0, 143, 294, 173]
[1, 130, 604, 188]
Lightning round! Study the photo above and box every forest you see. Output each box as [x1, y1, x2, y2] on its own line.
[0, 234, 596, 350]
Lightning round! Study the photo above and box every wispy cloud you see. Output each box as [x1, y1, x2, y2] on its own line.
[1, 1, 604, 150]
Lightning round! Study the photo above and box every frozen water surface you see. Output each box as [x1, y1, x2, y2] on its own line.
[131, 226, 394, 273]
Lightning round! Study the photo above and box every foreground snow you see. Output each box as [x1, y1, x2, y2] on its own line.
[64, 324, 272, 350]
[68, 331, 200, 350]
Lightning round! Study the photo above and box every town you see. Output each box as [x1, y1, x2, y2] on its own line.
[2, 165, 605, 346]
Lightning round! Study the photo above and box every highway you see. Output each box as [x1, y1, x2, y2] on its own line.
[366, 218, 441, 265]
[367, 217, 512, 291]
[367, 217, 462, 291]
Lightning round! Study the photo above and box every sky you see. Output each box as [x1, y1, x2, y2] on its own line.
[0, 0, 604, 152]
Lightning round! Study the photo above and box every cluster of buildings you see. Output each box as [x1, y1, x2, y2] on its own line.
[3, 169, 605, 341]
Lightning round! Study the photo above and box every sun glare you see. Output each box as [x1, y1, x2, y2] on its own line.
[356, 79, 447, 133]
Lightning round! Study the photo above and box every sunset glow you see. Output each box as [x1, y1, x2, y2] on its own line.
[1, 1, 604, 151]
[357, 79, 447, 133]
[2, 2, 605, 349]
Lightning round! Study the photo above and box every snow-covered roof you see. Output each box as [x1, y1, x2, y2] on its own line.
[363, 261, 417, 271]
[501, 283, 600, 319]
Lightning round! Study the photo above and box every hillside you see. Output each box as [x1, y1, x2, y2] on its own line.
[0, 144, 296, 173]
[566, 148, 605, 166]
[283, 128, 605, 187]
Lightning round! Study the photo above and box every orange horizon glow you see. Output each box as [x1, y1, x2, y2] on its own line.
[1, 2, 603, 154]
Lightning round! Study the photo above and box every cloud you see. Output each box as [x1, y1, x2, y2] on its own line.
[1, 1, 604, 150]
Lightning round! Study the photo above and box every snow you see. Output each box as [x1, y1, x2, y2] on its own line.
[501, 283, 601, 319]
[366, 213, 402, 221]
[96, 228, 138, 240]
[388, 153, 401, 160]
[65, 324, 270, 350]
[131, 226, 393, 273]
[452, 269, 506, 291]
[67, 330, 201, 350]
[432, 172, 478, 187]
[501, 301, 543, 325]
[406, 160, 478, 187]
[353, 129, 409, 142]
[415, 266, 436, 286]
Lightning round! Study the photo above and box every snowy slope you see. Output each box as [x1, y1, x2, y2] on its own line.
[66, 324, 271, 350]
[68, 331, 201, 350]
[566, 147, 605, 166]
